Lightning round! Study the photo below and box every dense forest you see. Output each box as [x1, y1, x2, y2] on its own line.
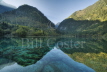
[0, 22, 58, 37]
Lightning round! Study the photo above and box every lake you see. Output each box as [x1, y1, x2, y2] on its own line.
[0, 37, 107, 72]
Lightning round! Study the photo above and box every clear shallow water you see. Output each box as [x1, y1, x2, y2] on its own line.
[0, 37, 107, 72]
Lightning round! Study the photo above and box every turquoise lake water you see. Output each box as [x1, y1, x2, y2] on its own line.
[0, 37, 107, 72]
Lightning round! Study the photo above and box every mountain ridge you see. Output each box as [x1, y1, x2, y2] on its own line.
[0, 4, 55, 27]
[68, 0, 107, 21]
[57, 0, 107, 38]
[0, 1, 16, 13]
[0, 4, 58, 37]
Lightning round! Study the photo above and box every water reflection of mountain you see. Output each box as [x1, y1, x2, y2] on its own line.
[55, 38, 107, 72]
[56, 38, 107, 54]
[0, 58, 15, 70]
[0, 37, 55, 66]
[0, 37, 107, 66]
[0, 37, 107, 72]
[0, 48, 95, 72]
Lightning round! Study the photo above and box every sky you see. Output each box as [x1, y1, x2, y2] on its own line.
[3, 0, 98, 24]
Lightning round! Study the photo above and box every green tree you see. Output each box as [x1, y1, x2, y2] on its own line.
[16, 26, 29, 37]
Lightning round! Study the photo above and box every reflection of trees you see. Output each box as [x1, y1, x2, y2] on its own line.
[55, 38, 107, 54]
[0, 37, 18, 49]
[0, 37, 56, 66]
[0, 37, 107, 68]
[55, 38, 107, 72]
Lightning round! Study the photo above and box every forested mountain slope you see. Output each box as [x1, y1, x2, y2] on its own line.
[57, 0, 107, 39]
[0, 5, 58, 37]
